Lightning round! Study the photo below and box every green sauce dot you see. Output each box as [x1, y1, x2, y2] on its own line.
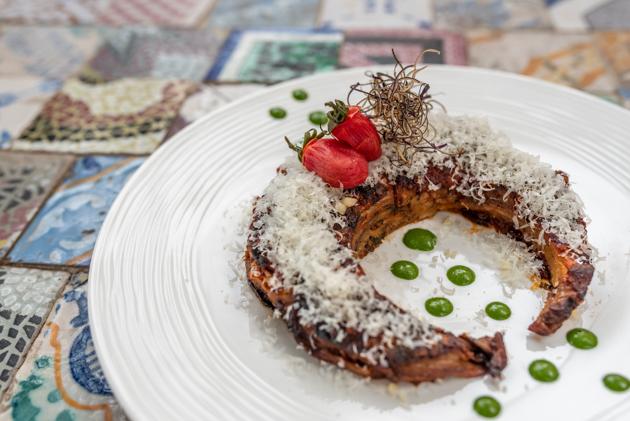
[309, 110, 328, 125]
[528, 359, 559, 382]
[603, 373, 630, 392]
[566, 328, 598, 349]
[473, 396, 501, 418]
[269, 107, 287, 119]
[446, 265, 476, 286]
[292, 89, 308, 101]
[390, 260, 419, 280]
[485, 302, 511, 320]
[425, 297, 453, 317]
[402, 228, 437, 251]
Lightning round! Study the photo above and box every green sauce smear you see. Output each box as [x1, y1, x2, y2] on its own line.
[603, 373, 630, 392]
[402, 228, 437, 251]
[446, 265, 476, 286]
[529, 359, 560, 382]
[485, 302, 511, 320]
[473, 396, 501, 418]
[269, 107, 287, 119]
[566, 328, 598, 349]
[425, 297, 453, 317]
[390, 260, 419, 280]
[292, 89, 308, 101]
[309, 111, 328, 125]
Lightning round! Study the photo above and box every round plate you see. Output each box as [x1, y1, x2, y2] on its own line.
[89, 66, 630, 421]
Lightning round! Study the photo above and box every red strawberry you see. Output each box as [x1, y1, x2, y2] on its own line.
[285, 129, 368, 189]
[326, 99, 381, 161]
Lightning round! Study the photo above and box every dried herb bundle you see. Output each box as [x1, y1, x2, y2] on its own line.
[348, 50, 445, 164]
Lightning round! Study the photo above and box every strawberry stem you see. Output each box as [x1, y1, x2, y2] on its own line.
[284, 129, 325, 162]
[325, 99, 348, 127]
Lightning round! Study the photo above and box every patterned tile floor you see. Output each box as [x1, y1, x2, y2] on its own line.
[0, 0, 629, 419]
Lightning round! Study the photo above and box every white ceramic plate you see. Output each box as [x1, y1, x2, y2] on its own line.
[89, 66, 630, 421]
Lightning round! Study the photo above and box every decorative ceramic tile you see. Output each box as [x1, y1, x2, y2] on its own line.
[80, 27, 226, 83]
[0, 152, 73, 258]
[12, 78, 197, 154]
[0, 78, 61, 148]
[318, 0, 433, 29]
[549, 0, 630, 30]
[0, 267, 69, 395]
[338, 29, 467, 67]
[595, 32, 630, 87]
[7, 156, 145, 266]
[206, 29, 342, 83]
[165, 84, 263, 140]
[207, 0, 318, 28]
[0, 0, 215, 27]
[0, 273, 127, 420]
[434, 0, 550, 30]
[468, 31, 617, 92]
[0, 27, 101, 80]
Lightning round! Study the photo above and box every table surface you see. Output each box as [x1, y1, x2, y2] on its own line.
[0, 0, 629, 419]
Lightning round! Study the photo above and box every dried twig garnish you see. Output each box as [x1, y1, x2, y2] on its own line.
[347, 49, 446, 165]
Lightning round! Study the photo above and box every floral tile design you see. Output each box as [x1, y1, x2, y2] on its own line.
[318, 0, 433, 29]
[12, 78, 197, 154]
[206, 29, 342, 83]
[468, 31, 617, 92]
[207, 0, 319, 29]
[0, 78, 61, 149]
[0, 27, 101, 80]
[338, 29, 467, 67]
[164, 84, 262, 140]
[79, 27, 226, 83]
[0, 273, 127, 420]
[0, 0, 215, 28]
[595, 32, 630, 87]
[549, 0, 630, 30]
[0, 151, 73, 258]
[7, 156, 145, 266]
[0, 267, 69, 395]
[434, 0, 551, 30]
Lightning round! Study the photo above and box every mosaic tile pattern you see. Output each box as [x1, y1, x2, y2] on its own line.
[80, 27, 226, 83]
[339, 29, 467, 67]
[0, 273, 126, 420]
[468, 31, 617, 92]
[595, 32, 630, 88]
[0, 27, 101, 80]
[434, 0, 550, 30]
[318, 0, 433, 28]
[0, 0, 215, 28]
[206, 29, 342, 83]
[0, 267, 69, 395]
[7, 156, 145, 266]
[165, 84, 262, 140]
[0, 78, 61, 149]
[12, 78, 197, 154]
[0, 152, 73, 258]
[207, 0, 319, 29]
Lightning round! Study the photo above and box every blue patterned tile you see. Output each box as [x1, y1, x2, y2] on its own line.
[7, 156, 145, 266]
[1, 273, 126, 420]
[207, 0, 318, 29]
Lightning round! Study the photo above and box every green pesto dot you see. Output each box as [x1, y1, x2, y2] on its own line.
[566, 328, 598, 350]
[446, 265, 476, 286]
[473, 396, 501, 418]
[402, 228, 437, 251]
[269, 107, 287, 119]
[485, 302, 511, 321]
[528, 359, 559, 383]
[390, 260, 419, 280]
[603, 373, 630, 392]
[425, 297, 453, 317]
[309, 111, 328, 125]
[292, 89, 308, 101]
